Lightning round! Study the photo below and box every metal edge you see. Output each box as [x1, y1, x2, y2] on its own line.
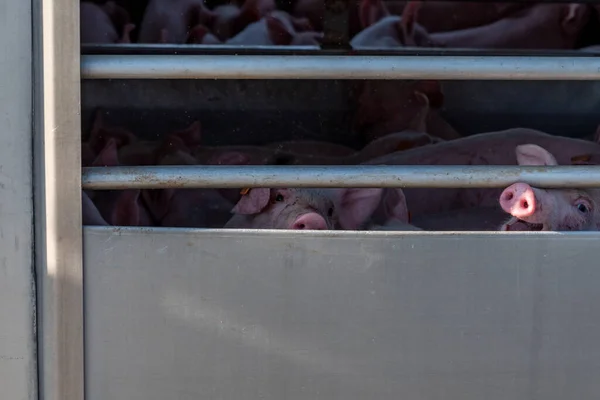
[0, 0, 37, 399]
[82, 225, 600, 237]
[81, 55, 600, 80]
[33, 0, 84, 399]
[82, 165, 600, 190]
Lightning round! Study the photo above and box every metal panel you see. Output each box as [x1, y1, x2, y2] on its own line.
[85, 227, 600, 400]
[33, 0, 84, 399]
[82, 165, 600, 190]
[82, 55, 600, 80]
[0, 0, 37, 398]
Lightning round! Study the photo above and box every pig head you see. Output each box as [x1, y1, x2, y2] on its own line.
[223, 187, 409, 230]
[499, 144, 600, 231]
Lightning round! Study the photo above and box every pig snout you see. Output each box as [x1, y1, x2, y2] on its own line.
[290, 212, 328, 230]
[499, 183, 536, 218]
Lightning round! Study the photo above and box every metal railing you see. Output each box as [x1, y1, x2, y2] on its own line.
[81, 55, 600, 81]
[82, 165, 600, 190]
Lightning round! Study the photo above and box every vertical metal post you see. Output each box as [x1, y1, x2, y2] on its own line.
[0, 0, 37, 398]
[33, 0, 84, 399]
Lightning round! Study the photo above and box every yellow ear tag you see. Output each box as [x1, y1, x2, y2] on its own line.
[240, 188, 250, 195]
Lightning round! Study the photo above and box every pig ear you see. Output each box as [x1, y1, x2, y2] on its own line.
[414, 80, 444, 108]
[92, 138, 119, 167]
[399, 1, 421, 39]
[515, 144, 558, 166]
[266, 16, 293, 45]
[231, 188, 271, 215]
[335, 188, 383, 230]
[111, 190, 145, 226]
[380, 188, 409, 223]
[141, 189, 176, 222]
[359, 0, 389, 29]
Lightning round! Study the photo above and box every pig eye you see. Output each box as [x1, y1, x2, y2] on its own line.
[327, 207, 334, 217]
[576, 203, 589, 213]
[275, 194, 284, 202]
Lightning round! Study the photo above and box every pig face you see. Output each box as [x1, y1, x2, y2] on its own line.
[499, 144, 600, 231]
[225, 188, 336, 229]
[224, 187, 408, 230]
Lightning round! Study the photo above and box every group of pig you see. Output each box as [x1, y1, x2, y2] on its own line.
[82, 89, 600, 232]
[82, 0, 600, 50]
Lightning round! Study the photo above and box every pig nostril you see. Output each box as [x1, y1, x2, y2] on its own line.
[505, 192, 514, 201]
[521, 200, 529, 209]
[296, 223, 305, 229]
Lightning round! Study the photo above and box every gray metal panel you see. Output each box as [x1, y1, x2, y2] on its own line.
[0, 0, 37, 398]
[85, 228, 600, 400]
[81, 55, 600, 80]
[33, 0, 84, 399]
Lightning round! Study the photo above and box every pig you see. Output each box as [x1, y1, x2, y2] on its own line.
[350, 0, 437, 49]
[210, 0, 277, 41]
[138, 0, 215, 43]
[353, 80, 462, 143]
[86, 111, 138, 156]
[429, 3, 590, 50]
[293, 0, 323, 31]
[81, 1, 135, 44]
[88, 139, 155, 226]
[141, 135, 235, 228]
[382, 1, 528, 33]
[186, 24, 222, 44]
[364, 128, 600, 216]
[226, 11, 323, 46]
[223, 187, 406, 230]
[82, 191, 109, 226]
[499, 144, 600, 231]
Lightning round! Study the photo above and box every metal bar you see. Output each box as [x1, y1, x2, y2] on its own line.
[0, 0, 37, 399]
[82, 165, 600, 190]
[82, 55, 600, 80]
[34, 0, 84, 399]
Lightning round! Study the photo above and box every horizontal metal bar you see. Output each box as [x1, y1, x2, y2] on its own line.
[81, 55, 600, 80]
[82, 165, 600, 190]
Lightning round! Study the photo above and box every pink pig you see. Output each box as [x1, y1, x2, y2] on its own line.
[365, 128, 600, 216]
[210, 0, 277, 41]
[429, 3, 590, 50]
[499, 144, 600, 231]
[223, 187, 407, 230]
[226, 11, 323, 46]
[81, 1, 135, 44]
[88, 139, 156, 226]
[141, 135, 235, 228]
[138, 0, 214, 43]
[382, 1, 528, 33]
[350, 0, 437, 49]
